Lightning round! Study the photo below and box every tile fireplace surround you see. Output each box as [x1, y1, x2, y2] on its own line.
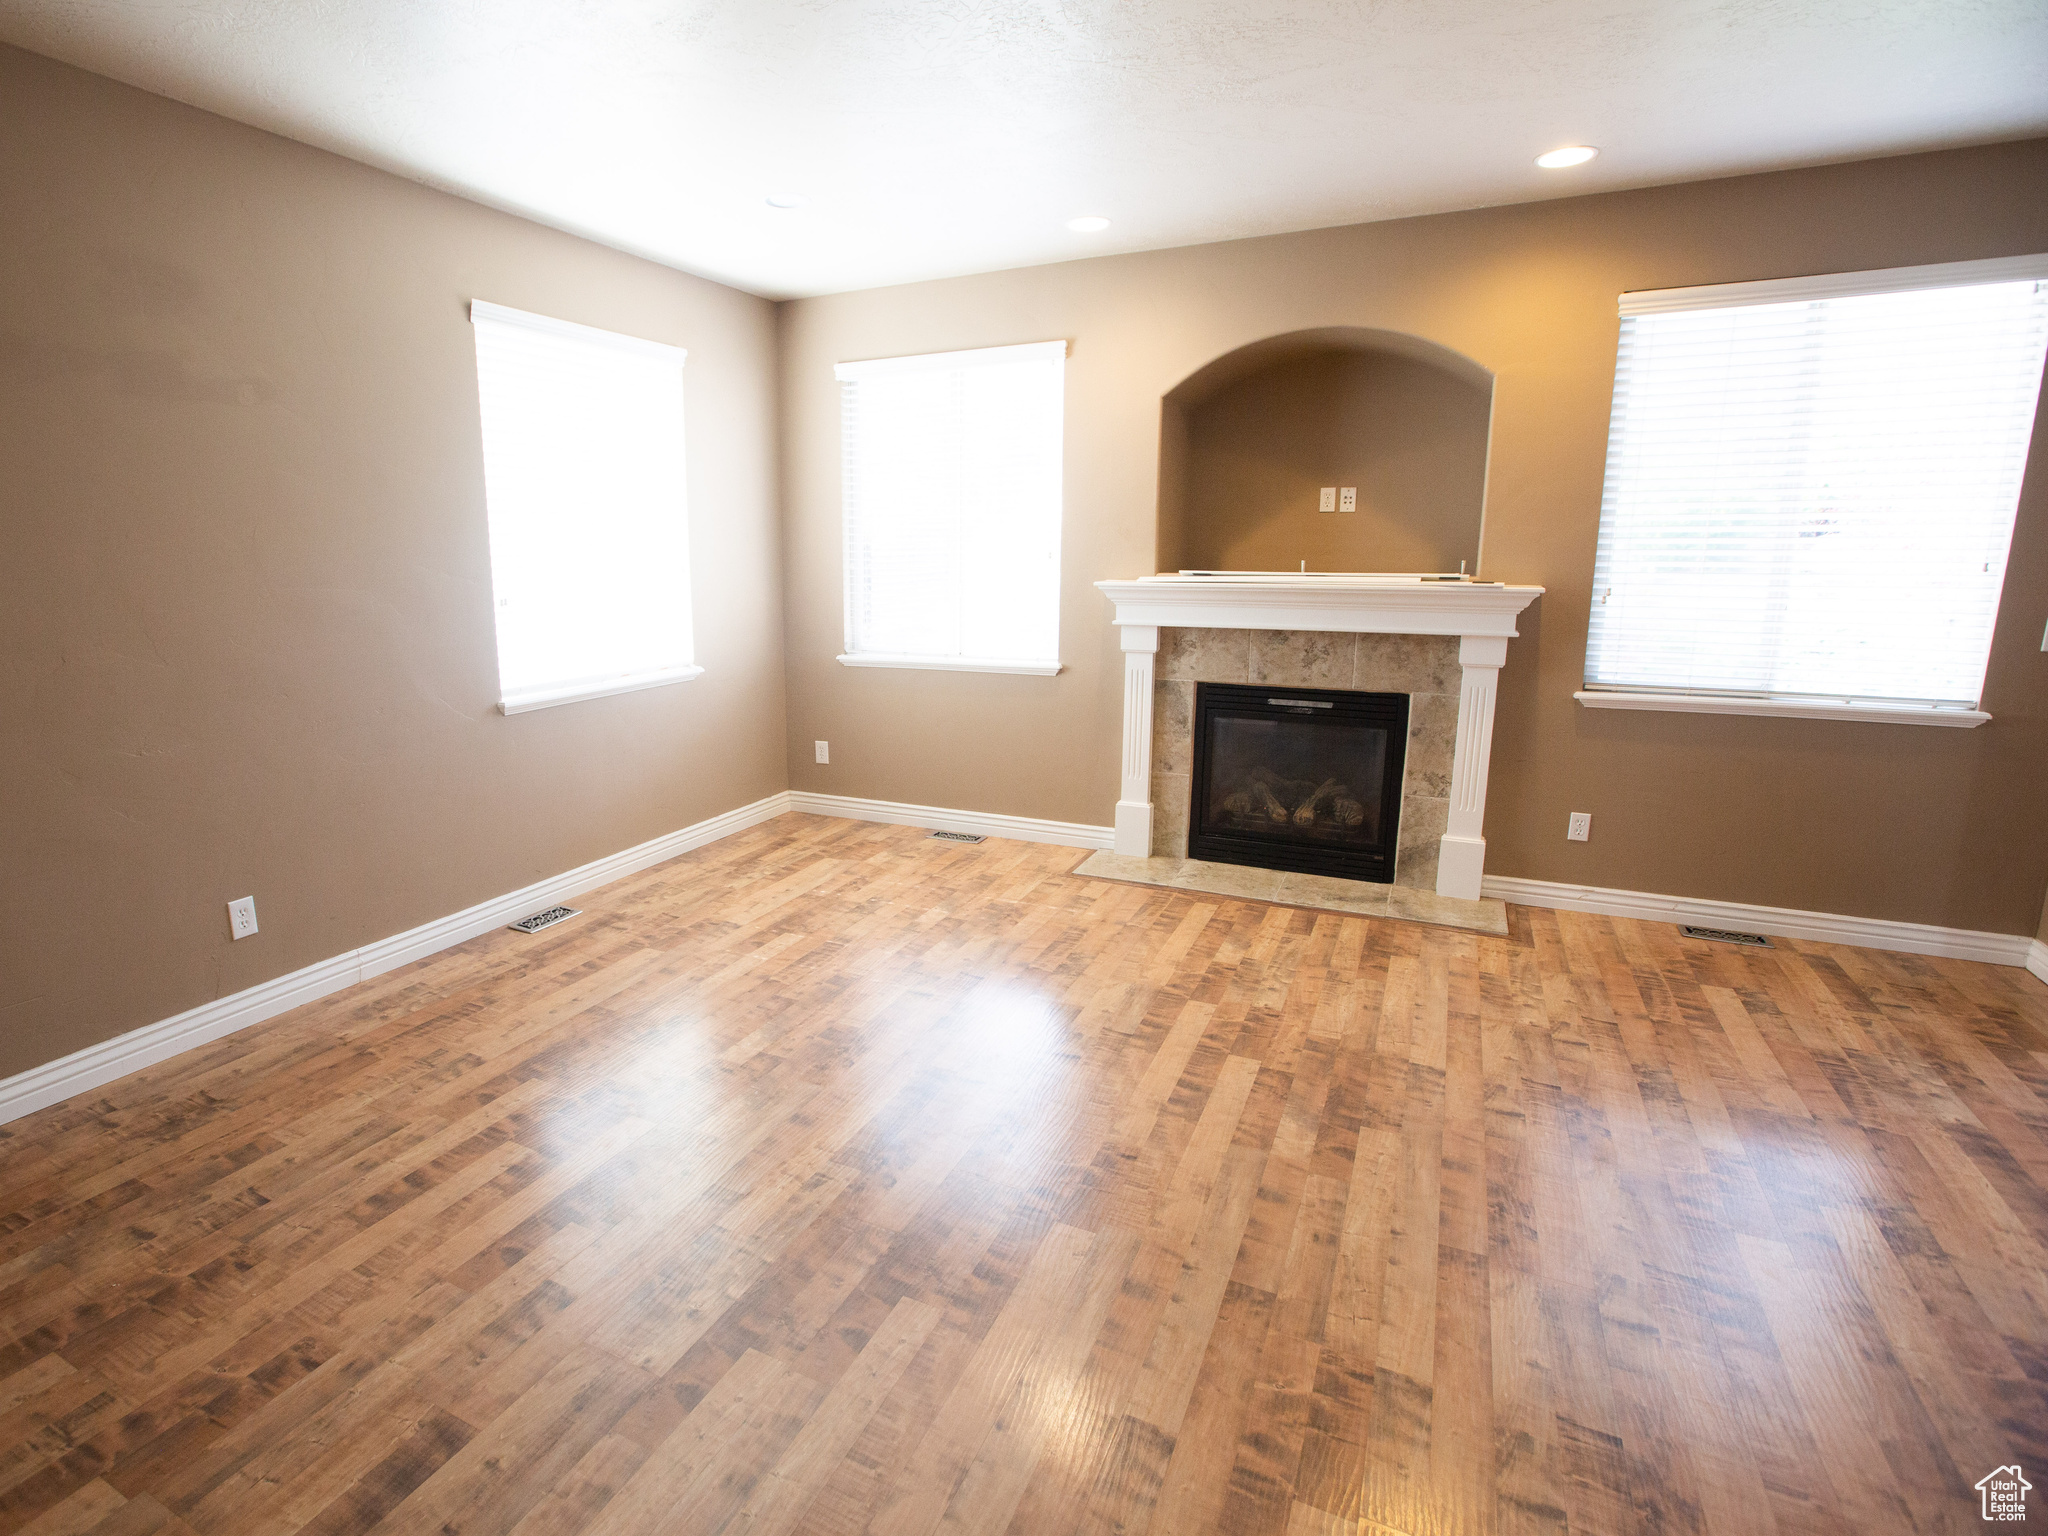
[1095, 575, 1544, 902]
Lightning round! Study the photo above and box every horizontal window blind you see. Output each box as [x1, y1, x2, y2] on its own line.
[471, 301, 694, 711]
[838, 340, 1066, 668]
[1585, 259, 2048, 711]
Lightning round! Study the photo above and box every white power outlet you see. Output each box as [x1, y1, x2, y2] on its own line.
[814, 740, 830, 764]
[1318, 487, 1336, 512]
[1566, 812, 1591, 842]
[227, 896, 259, 939]
[1339, 487, 1358, 512]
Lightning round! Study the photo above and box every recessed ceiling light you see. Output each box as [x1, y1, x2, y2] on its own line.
[1535, 145, 1599, 169]
[1066, 215, 1111, 233]
[765, 193, 806, 209]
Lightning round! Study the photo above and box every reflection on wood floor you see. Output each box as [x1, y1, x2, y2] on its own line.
[0, 813, 2044, 1536]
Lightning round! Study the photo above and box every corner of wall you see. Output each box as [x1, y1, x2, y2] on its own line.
[1155, 398, 1188, 575]
[770, 294, 804, 790]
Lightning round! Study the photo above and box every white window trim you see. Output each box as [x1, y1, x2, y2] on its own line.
[1573, 690, 1990, 728]
[833, 339, 1067, 381]
[837, 338, 1067, 673]
[1619, 252, 2048, 315]
[1583, 252, 2048, 725]
[835, 653, 1063, 676]
[470, 299, 687, 363]
[500, 665, 704, 716]
[470, 299, 697, 715]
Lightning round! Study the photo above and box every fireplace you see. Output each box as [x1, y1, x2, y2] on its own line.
[1188, 682, 1408, 883]
[1097, 575, 1544, 899]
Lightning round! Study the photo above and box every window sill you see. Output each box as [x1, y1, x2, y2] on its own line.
[500, 665, 704, 715]
[1573, 690, 1989, 728]
[837, 653, 1062, 676]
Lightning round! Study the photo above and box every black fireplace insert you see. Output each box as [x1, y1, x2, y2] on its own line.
[1187, 682, 1407, 883]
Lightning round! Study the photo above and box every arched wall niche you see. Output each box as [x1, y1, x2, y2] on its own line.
[1155, 326, 1495, 576]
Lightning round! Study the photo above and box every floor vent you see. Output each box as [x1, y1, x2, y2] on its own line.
[927, 830, 987, 844]
[508, 905, 581, 935]
[1680, 924, 1771, 948]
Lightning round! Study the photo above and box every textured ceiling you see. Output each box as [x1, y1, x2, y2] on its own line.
[3, 0, 2044, 298]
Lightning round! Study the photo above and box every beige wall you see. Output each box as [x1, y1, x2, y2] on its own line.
[780, 140, 2048, 935]
[1173, 349, 1489, 575]
[5, 41, 2044, 1099]
[0, 47, 787, 1080]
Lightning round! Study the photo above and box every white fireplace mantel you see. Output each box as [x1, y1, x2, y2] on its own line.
[1097, 574, 1544, 901]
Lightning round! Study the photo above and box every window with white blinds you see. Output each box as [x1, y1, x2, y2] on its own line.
[837, 341, 1067, 674]
[1581, 255, 2048, 724]
[470, 301, 697, 714]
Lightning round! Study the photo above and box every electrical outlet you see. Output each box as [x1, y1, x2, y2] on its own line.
[1566, 812, 1591, 842]
[227, 896, 259, 939]
[1339, 487, 1357, 512]
[814, 740, 830, 764]
[1318, 487, 1337, 512]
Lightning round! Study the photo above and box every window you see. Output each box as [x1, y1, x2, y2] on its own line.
[470, 301, 696, 714]
[1579, 254, 2048, 727]
[837, 340, 1067, 674]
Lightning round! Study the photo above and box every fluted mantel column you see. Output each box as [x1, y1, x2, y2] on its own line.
[1114, 625, 1160, 857]
[1436, 634, 1508, 901]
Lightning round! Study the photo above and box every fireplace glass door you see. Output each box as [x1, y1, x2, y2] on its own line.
[1188, 683, 1407, 883]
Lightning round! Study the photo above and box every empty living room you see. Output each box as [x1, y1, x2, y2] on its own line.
[4, 3, 2048, 1533]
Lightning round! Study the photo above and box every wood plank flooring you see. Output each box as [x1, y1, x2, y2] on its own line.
[0, 812, 2044, 1536]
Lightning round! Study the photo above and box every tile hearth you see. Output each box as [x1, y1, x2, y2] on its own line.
[1071, 850, 1508, 935]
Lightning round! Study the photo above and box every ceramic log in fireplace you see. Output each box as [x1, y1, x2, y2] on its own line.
[1188, 683, 1408, 883]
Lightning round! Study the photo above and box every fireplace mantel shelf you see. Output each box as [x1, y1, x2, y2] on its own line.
[1097, 573, 1545, 902]
[1095, 574, 1544, 637]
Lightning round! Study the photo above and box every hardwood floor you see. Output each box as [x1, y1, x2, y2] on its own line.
[1, 813, 2044, 1536]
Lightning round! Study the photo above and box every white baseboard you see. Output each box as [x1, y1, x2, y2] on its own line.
[0, 951, 371, 1135]
[355, 791, 795, 980]
[785, 791, 1113, 850]
[0, 791, 796, 1128]
[1482, 873, 2040, 969]
[15, 796, 2033, 1130]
